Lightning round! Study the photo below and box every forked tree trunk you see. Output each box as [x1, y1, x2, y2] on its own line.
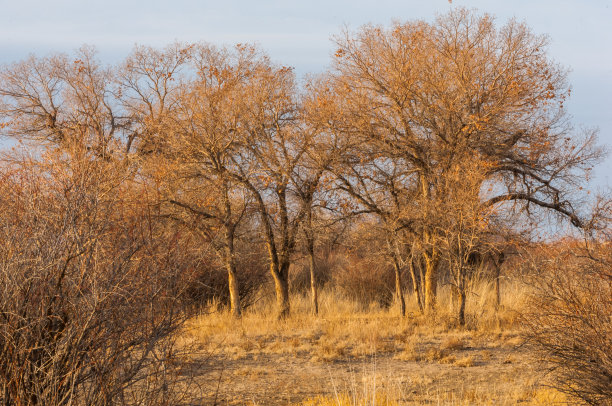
[420, 177, 438, 313]
[254, 188, 292, 320]
[409, 259, 424, 314]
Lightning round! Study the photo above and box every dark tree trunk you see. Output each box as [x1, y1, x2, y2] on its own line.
[392, 257, 406, 317]
[409, 259, 424, 314]
[458, 290, 467, 326]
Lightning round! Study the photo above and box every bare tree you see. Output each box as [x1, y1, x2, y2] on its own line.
[129, 44, 264, 317]
[0, 47, 125, 158]
[294, 86, 343, 315]
[322, 8, 602, 313]
[226, 54, 310, 319]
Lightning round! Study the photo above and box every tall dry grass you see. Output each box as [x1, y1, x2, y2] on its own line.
[177, 278, 571, 405]
[180, 279, 529, 362]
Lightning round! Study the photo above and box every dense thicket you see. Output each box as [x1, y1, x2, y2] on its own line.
[523, 230, 612, 405]
[0, 148, 198, 405]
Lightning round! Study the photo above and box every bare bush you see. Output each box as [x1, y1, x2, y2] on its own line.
[184, 251, 269, 313]
[290, 253, 335, 296]
[333, 255, 395, 309]
[0, 151, 197, 405]
[522, 239, 612, 405]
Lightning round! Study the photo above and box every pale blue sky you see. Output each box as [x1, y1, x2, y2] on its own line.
[1, 0, 611, 185]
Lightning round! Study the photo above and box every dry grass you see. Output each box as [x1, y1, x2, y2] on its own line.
[291, 366, 569, 406]
[178, 281, 557, 405]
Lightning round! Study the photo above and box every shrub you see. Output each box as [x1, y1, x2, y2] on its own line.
[333, 253, 395, 309]
[0, 155, 197, 405]
[184, 251, 269, 313]
[522, 241, 612, 405]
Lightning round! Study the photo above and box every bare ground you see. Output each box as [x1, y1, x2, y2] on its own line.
[181, 313, 562, 405]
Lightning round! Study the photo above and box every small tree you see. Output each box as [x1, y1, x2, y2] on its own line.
[435, 158, 491, 325]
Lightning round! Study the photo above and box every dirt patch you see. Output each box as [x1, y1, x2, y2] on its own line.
[188, 331, 542, 405]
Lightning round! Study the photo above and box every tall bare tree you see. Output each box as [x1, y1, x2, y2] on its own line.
[322, 8, 602, 313]
[229, 57, 310, 319]
[152, 44, 261, 317]
[0, 47, 125, 157]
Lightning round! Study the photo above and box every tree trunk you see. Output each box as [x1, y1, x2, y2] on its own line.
[458, 289, 466, 326]
[307, 241, 319, 315]
[226, 262, 241, 318]
[424, 254, 438, 313]
[409, 259, 424, 314]
[456, 266, 467, 326]
[392, 258, 406, 317]
[271, 262, 290, 319]
[419, 258, 426, 309]
[224, 228, 242, 318]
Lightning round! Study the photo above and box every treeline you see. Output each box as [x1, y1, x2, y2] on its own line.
[0, 9, 601, 318]
[0, 9, 610, 404]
